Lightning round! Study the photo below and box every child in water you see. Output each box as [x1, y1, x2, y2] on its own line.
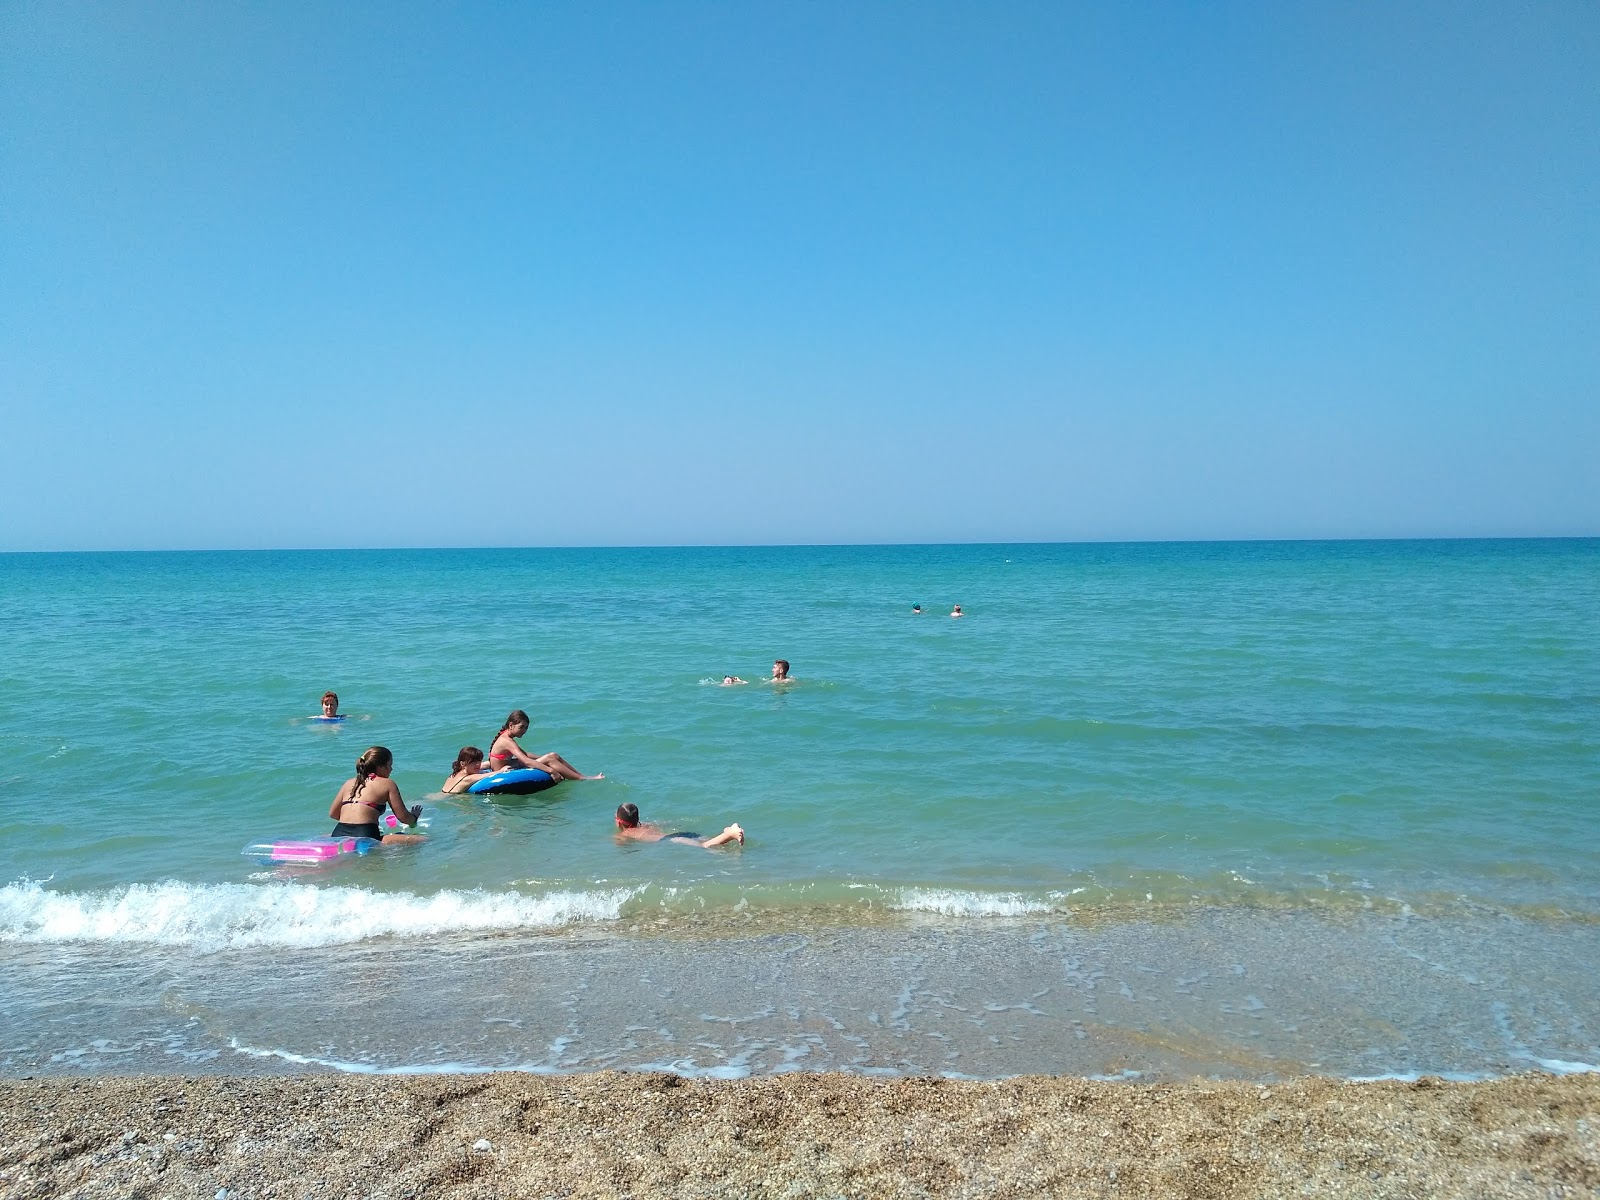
[329, 747, 425, 842]
[614, 803, 743, 848]
[441, 746, 495, 793]
[488, 710, 603, 780]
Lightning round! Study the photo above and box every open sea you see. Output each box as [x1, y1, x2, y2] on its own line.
[2, 540, 1597, 1081]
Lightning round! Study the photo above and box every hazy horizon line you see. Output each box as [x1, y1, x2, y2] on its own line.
[3, 533, 1596, 556]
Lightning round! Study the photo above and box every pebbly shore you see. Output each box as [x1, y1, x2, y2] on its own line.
[4, 1071, 1599, 1198]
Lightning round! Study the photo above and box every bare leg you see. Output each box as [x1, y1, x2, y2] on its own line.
[535, 752, 603, 781]
[700, 823, 744, 848]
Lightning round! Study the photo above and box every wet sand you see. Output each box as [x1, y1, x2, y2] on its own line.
[2, 1071, 1596, 1199]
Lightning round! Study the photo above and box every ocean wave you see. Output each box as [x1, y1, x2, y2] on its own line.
[891, 888, 1061, 917]
[0, 880, 636, 951]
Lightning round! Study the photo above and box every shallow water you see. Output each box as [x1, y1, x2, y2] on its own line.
[1, 540, 1597, 1077]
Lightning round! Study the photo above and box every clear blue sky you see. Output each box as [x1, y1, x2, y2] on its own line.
[2, 1, 1595, 550]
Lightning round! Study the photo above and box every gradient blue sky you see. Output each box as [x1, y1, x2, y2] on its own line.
[2, 1, 1596, 550]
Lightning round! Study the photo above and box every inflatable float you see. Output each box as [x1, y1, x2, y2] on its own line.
[243, 816, 415, 863]
[466, 767, 559, 796]
[243, 835, 377, 864]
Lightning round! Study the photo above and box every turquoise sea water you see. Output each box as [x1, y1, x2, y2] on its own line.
[2, 540, 1598, 1079]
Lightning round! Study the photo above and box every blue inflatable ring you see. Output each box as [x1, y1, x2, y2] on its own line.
[467, 768, 559, 795]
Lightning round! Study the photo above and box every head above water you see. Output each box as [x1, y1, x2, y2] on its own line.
[615, 802, 640, 829]
[772, 659, 790, 679]
[498, 709, 530, 738]
[321, 691, 339, 714]
[452, 746, 484, 775]
[352, 746, 392, 799]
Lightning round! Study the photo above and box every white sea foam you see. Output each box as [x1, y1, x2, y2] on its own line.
[892, 888, 1057, 917]
[1532, 1058, 1600, 1075]
[0, 879, 636, 952]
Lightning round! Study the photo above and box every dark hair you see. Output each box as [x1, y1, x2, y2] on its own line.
[452, 746, 484, 775]
[352, 746, 392, 803]
[615, 802, 640, 828]
[495, 710, 530, 743]
[774, 660, 790, 674]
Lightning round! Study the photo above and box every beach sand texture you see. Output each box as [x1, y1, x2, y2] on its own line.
[2, 1071, 1596, 1199]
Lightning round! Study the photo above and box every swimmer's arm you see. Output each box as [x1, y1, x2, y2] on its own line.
[387, 783, 423, 827]
[497, 738, 540, 768]
[328, 786, 347, 821]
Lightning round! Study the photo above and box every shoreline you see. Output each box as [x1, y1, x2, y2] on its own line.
[10, 910, 1600, 1083]
[3, 1070, 1596, 1199]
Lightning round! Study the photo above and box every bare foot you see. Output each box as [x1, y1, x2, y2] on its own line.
[728, 823, 744, 844]
[582, 772, 605, 780]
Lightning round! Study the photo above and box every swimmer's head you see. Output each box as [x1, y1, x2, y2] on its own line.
[912, 604, 921, 612]
[452, 746, 484, 775]
[773, 659, 790, 679]
[615, 802, 640, 829]
[355, 745, 391, 778]
[321, 691, 339, 715]
[498, 709, 530, 737]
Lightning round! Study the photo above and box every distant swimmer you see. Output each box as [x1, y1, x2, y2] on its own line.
[489, 709, 603, 780]
[314, 691, 345, 721]
[329, 747, 425, 842]
[768, 659, 794, 684]
[720, 676, 748, 686]
[442, 746, 495, 793]
[950, 605, 963, 618]
[614, 802, 743, 849]
[911, 604, 922, 614]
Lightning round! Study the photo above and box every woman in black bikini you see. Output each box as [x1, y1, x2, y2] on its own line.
[329, 746, 425, 842]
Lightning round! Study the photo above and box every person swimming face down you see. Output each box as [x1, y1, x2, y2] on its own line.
[614, 802, 744, 848]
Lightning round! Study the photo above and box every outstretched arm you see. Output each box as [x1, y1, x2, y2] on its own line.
[499, 739, 541, 768]
[700, 823, 744, 848]
[386, 784, 423, 828]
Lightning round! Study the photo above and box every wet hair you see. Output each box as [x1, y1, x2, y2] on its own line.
[321, 691, 339, 707]
[615, 802, 640, 828]
[773, 660, 790, 677]
[452, 746, 484, 775]
[351, 746, 392, 803]
[494, 709, 530, 744]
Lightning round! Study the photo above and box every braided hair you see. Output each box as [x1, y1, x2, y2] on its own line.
[351, 746, 392, 803]
[494, 710, 530, 747]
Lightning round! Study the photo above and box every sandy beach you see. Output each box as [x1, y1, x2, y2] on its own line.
[3, 1071, 1596, 1199]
